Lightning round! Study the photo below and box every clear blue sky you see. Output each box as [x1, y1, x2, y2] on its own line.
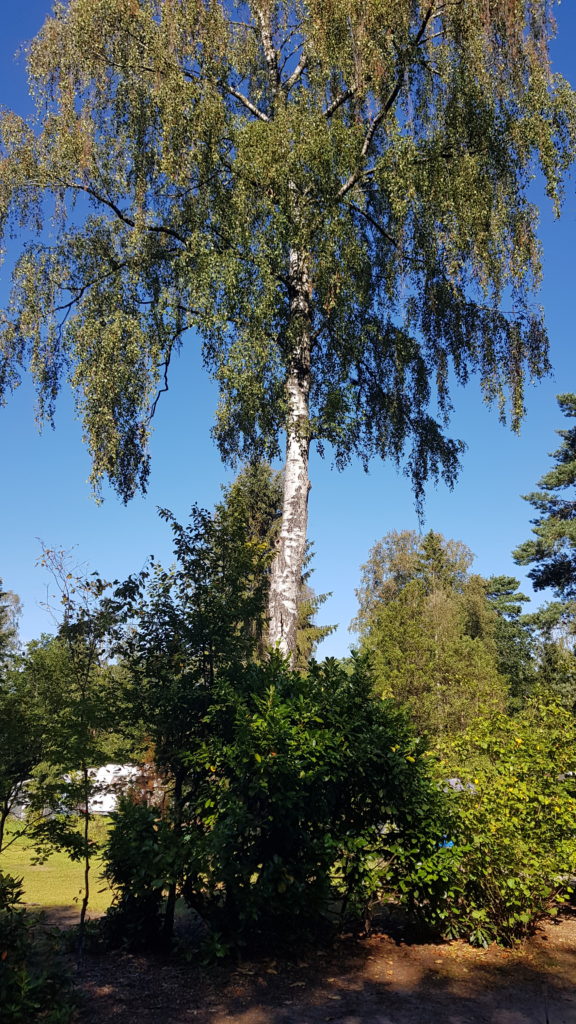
[1, 2, 575, 656]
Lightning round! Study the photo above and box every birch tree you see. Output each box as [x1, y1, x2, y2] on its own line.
[0, 1, 574, 662]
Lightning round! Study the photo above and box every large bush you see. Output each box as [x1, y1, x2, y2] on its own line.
[101, 799, 177, 950]
[103, 656, 443, 951]
[395, 697, 576, 945]
[180, 657, 444, 947]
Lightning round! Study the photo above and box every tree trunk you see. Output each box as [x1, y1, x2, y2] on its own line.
[0, 800, 9, 854]
[268, 251, 312, 665]
[162, 771, 183, 948]
[79, 765, 90, 955]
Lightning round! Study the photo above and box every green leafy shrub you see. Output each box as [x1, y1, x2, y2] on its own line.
[395, 697, 576, 945]
[101, 656, 443, 952]
[0, 871, 74, 1023]
[177, 656, 443, 949]
[101, 799, 176, 950]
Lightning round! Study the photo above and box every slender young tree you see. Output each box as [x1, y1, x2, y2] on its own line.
[25, 551, 117, 948]
[0, 2, 574, 662]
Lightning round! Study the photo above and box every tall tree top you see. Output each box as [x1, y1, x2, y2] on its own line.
[514, 393, 576, 598]
[353, 528, 474, 632]
[484, 575, 531, 619]
[0, 0, 574, 500]
[0, 581, 21, 666]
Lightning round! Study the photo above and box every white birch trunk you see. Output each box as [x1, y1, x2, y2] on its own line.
[268, 250, 312, 665]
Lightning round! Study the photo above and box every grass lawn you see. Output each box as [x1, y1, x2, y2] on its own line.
[1, 816, 113, 917]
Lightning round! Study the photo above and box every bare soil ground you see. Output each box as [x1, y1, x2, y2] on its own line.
[68, 912, 576, 1024]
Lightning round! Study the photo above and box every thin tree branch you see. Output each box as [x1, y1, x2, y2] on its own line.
[283, 53, 307, 93]
[323, 86, 357, 118]
[56, 179, 187, 244]
[278, 25, 301, 53]
[90, 43, 271, 124]
[53, 262, 129, 313]
[229, 20, 258, 32]
[226, 83, 270, 122]
[279, 43, 303, 74]
[346, 203, 399, 248]
[150, 343, 174, 420]
[420, 30, 448, 44]
[345, 202, 426, 267]
[180, 66, 270, 122]
[336, 6, 436, 201]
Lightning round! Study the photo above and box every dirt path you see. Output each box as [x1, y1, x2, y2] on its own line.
[72, 913, 576, 1024]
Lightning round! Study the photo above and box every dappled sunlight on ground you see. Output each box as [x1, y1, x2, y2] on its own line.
[74, 911, 576, 1024]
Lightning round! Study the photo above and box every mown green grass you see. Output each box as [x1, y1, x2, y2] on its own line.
[1, 817, 113, 916]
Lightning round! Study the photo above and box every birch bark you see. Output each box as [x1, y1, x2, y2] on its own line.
[268, 249, 312, 664]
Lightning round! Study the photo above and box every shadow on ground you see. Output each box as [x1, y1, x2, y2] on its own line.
[73, 913, 576, 1024]
[27, 903, 104, 929]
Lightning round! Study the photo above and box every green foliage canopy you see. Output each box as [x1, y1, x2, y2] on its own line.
[0, 662, 43, 854]
[0, 0, 573, 500]
[353, 531, 506, 735]
[353, 528, 474, 633]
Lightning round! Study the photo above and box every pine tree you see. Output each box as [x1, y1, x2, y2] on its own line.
[514, 394, 576, 598]
[484, 575, 535, 706]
